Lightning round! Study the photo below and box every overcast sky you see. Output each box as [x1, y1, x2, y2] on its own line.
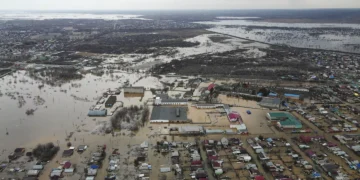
[0, 0, 359, 10]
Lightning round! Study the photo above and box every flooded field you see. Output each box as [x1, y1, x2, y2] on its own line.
[0, 70, 161, 156]
[197, 19, 360, 53]
[129, 33, 269, 70]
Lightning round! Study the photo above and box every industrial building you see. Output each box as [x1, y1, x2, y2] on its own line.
[230, 124, 247, 133]
[194, 104, 223, 109]
[150, 106, 189, 123]
[284, 93, 301, 100]
[154, 94, 188, 106]
[124, 86, 145, 95]
[266, 112, 302, 129]
[88, 109, 107, 116]
[258, 97, 281, 109]
[178, 126, 204, 134]
[105, 96, 117, 108]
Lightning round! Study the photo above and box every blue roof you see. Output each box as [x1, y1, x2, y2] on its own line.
[268, 93, 278, 97]
[311, 172, 321, 178]
[266, 138, 273, 142]
[88, 109, 107, 116]
[90, 165, 99, 169]
[284, 93, 300, 98]
[257, 93, 263, 97]
[357, 163, 360, 168]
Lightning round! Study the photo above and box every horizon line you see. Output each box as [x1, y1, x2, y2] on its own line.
[1, 8, 360, 12]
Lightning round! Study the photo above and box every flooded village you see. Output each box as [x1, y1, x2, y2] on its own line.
[1, 10, 360, 180]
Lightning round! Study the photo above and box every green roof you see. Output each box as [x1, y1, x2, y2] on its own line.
[268, 112, 293, 119]
[268, 112, 302, 128]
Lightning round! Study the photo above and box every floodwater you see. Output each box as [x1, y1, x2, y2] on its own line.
[131, 33, 269, 69]
[218, 95, 274, 134]
[0, 13, 150, 20]
[0, 70, 161, 158]
[196, 19, 360, 53]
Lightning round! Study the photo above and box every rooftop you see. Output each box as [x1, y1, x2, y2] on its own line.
[267, 112, 302, 127]
[150, 106, 188, 121]
[259, 97, 281, 109]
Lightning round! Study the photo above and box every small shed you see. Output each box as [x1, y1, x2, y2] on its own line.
[300, 135, 312, 143]
[87, 168, 97, 176]
[62, 149, 74, 157]
[63, 162, 72, 169]
[160, 166, 171, 173]
[77, 145, 87, 152]
[311, 171, 321, 179]
[32, 165, 44, 170]
[171, 150, 179, 157]
[305, 150, 316, 157]
[140, 141, 149, 149]
[105, 96, 117, 108]
[221, 137, 229, 146]
[27, 170, 40, 177]
[50, 169, 62, 178]
[64, 168, 74, 175]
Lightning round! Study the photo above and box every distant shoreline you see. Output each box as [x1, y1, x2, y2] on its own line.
[212, 31, 360, 55]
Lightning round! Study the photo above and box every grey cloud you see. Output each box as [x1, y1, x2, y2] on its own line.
[0, 0, 359, 10]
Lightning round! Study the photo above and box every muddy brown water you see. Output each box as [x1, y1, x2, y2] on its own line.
[0, 70, 157, 158]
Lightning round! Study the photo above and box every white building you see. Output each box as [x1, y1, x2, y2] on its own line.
[179, 126, 204, 134]
[154, 95, 188, 106]
[195, 104, 223, 109]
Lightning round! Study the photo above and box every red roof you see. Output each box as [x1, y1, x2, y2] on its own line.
[228, 112, 240, 119]
[208, 83, 215, 91]
[305, 150, 316, 156]
[208, 155, 218, 161]
[199, 178, 208, 180]
[206, 150, 216, 156]
[255, 176, 265, 180]
[211, 161, 221, 167]
[191, 160, 202, 165]
[203, 140, 209, 145]
[299, 135, 311, 143]
[63, 162, 71, 169]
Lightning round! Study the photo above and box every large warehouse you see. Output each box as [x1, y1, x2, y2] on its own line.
[124, 86, 145, 96]
[154, 94, 188, 106]
[150, 106, 189, 123]
[258, 97, 281, 109]
[266, 112, 302, 129]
